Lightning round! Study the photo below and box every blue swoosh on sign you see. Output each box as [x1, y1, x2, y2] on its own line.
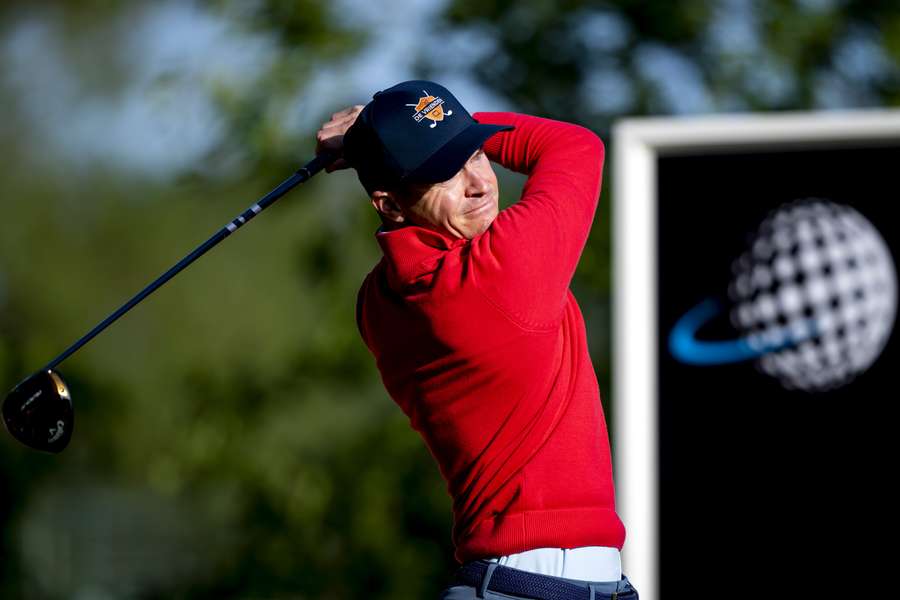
[668, 298, 820, 366]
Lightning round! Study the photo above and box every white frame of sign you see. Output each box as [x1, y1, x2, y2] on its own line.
[611, 109, 900, 600]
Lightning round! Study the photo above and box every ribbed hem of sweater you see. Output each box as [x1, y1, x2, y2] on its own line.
[454, 507, 626, 564]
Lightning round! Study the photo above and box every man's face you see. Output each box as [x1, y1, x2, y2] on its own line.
[384, 148, 500, 240]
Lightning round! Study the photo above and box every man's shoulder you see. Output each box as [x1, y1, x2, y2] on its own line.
[355, 258, 387, 344]
[357, 258, 386, 298]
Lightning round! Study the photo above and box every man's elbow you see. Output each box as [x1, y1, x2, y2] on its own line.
[586, 129, 606, 163]
[569, 124, 605, 165]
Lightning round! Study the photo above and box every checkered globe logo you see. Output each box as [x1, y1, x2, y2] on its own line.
[728, 199, 897, 391]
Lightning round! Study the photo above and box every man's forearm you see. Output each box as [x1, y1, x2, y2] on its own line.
[474, 111, 604, 181]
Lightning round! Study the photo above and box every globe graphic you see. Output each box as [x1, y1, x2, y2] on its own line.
[728, 199, 897, 391]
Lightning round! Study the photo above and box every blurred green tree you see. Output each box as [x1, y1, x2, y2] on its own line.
[1, 2, 456, 598]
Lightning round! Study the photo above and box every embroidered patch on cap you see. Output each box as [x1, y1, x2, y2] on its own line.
[406, 91, 454, 128]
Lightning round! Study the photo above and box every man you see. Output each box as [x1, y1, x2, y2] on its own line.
[316, 81, 639, 600]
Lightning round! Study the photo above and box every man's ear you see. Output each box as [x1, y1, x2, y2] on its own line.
[371, 190, 405, 224]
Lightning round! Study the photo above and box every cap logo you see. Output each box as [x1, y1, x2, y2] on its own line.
[406, 90, 453, 128]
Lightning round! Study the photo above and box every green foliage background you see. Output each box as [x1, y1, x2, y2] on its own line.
[1, 1, 898, 598]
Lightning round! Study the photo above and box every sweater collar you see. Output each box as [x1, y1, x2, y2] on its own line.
[376, 225, 467, 285]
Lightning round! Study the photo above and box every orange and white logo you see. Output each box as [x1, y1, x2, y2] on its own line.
[406, 91, 453, 128]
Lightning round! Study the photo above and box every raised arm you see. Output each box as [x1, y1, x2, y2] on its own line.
[470, 112, 605, 328]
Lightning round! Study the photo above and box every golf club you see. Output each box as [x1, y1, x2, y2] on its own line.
[2, 153, 333, 453]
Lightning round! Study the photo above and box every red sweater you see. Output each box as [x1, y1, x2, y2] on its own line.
[356, 112, 625, 563]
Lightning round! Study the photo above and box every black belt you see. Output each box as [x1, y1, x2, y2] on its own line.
[454, 560, 637, 600]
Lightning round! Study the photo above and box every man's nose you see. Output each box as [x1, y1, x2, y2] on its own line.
[464, 166, 490, 196]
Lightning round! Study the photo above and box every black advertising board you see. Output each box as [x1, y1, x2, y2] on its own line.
[613, 113, 899, 599]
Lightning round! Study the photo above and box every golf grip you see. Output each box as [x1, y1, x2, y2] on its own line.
[40, 154, 334, 374]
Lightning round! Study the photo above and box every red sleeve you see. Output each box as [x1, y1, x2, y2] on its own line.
[469, 111, 605, 328]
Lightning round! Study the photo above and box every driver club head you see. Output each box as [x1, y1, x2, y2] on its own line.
[2, 369, 74, 453]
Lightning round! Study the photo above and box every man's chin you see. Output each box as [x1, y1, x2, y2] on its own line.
[463, 209, 498, 239]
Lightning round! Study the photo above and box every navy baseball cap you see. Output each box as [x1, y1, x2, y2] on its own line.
[343, 80, 513, 193]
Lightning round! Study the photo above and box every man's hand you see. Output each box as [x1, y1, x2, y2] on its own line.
[316, 105, 364, 173]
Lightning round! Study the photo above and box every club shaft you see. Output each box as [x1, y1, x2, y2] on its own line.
[41, 155, 332, 373]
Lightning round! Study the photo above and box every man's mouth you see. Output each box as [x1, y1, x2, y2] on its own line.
[464, 196, 494, 215]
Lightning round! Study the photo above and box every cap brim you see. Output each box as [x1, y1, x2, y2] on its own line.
[404, 122, 514, 185]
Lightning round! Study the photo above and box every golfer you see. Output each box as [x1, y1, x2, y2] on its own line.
[316, 80, 638, 600]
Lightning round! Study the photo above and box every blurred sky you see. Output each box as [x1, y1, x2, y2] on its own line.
[0, 0, 513, 179]
[1, 0, 894, 179]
